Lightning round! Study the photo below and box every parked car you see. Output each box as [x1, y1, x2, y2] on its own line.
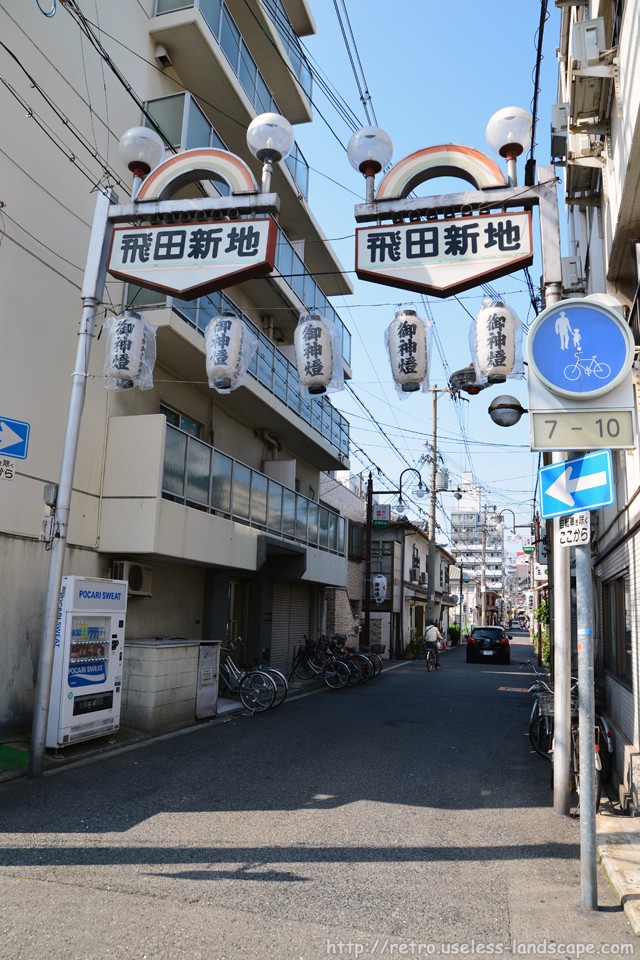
[465, 625, 511, 665]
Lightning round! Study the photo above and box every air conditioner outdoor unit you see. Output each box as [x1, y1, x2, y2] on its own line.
[420, 572, 428, 585]
[409, 567, 420, 582]
[111, 561, 152, 597]
[551, 102, 569, 161]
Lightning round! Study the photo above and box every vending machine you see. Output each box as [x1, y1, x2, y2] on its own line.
[46, 575, 128, 749]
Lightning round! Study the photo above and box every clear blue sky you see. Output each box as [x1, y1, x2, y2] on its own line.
[292, 2, 563, 547]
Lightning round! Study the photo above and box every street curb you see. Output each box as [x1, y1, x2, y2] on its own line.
[597, 799, 640, 934]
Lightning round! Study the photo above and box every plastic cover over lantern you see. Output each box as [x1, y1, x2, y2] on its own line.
[103, 310, 157, 390]
[385, 307, 430, 395]
[294, 312, 344, 396]
[470, 298, 523, 385]
[373, 574, 388, 605]
[204, 310, 258, 394]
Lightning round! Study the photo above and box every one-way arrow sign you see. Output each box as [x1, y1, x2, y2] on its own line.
[539, 449, 614, 519]
[0, 417, 30, 459]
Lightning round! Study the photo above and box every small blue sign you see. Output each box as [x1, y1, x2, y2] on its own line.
[527, 299, 634, 400]
[0, 417, 30, 460]
[539, 449, 614, 519]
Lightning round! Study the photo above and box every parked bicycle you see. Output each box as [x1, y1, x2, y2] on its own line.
[219, 646, 277, 712]
[235, 637, 288, 708]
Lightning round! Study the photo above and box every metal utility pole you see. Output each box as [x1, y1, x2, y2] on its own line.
[363, 473, 373, 650]
[427, 386, 438, 621]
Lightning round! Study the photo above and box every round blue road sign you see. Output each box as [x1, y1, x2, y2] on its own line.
[526, 298, 634, 399]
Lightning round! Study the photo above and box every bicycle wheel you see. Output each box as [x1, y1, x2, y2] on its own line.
[368, 653, 383, 677]
[563, 363, 581, 381]
[344, 658, 363, 686]
[239, 672, 276, 712]
[294, 657, 316, 680]
[529, 715, 553, 759]
[353, 654, 374, 682]
[322, 660, 350, 689]
[263, 667, 288, 707]
[425, 651, 434, 672]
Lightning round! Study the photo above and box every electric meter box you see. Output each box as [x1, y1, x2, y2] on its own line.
[46, 576, 127, 749]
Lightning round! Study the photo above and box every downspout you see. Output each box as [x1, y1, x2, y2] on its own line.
[399, 528, 405, 659]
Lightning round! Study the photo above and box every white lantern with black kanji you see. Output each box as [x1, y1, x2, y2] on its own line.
[373, 574, 388, 605]
[472, 298, 523, 383]
[103, 310, 156, 390]
[205, 310, 257, 393]
[385, 308, 428, 393]
[294, 312, 334, 394]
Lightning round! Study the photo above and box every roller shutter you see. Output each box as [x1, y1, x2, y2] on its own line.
[271, 582, 312, 674]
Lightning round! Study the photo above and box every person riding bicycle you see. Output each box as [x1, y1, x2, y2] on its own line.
[424, 620, 444, 668]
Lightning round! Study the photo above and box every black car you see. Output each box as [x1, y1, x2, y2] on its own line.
[465, 625, 511, 665]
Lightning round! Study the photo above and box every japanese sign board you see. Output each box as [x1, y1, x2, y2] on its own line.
[0, 458, 15, 481]
[372, 504, 391, 526]
[107, 217, 277, 300]
[558, 512, 590, 547]
[539, 449, 614, 519]
[355, 210, 533, 297]
[0, 417, 30, 459]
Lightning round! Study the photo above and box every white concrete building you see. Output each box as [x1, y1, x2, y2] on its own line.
[554, 0, 640, 809]
[0, 0, 352, 733]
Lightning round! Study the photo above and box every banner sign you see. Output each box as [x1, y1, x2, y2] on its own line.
[355, 210, 533, 297]
[108, 217, 277, 300]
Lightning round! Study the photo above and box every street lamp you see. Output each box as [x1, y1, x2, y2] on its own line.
[119, 126, 165, 198]
[488, 394, 528, 427]
[363, 467, 426, 653]
[246, 112, 294, 192]
[485, 106, 532, 186]
[347, 126, 393, 203]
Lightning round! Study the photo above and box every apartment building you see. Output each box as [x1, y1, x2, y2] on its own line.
[553, 0, 640, 809]
[450, 478, 506, 627]
[0, 0, 353, 732]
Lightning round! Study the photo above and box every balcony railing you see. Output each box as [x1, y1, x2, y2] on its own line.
[163, 423, 346, 554]
[129, 283, 350, 458]
[154, 0, 310, 197]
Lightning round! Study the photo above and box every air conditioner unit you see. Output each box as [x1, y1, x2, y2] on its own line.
[409, 567, 420, 582]
[568, 132, 602, 159]
[420, 572, 428, 585]
[571, 18, 605, 69]
[111, 561, 152, 597]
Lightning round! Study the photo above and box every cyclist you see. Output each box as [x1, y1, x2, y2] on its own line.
[424, 620, 444, 668]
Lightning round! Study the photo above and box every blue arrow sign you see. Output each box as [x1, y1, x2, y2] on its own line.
[0, 417, 30, 460]
[527, 299, 634, 400]
[539, 449, 614, 519]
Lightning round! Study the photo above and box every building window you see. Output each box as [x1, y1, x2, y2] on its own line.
[603, 574, 632, 681]
[348, 521, 363, 561]
[160, 403, 202, 439]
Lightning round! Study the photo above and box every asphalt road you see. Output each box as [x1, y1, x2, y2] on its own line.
[0, 635, 636, 959]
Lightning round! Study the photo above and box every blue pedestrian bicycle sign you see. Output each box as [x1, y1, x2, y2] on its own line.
[526, 299, 634, 400]
[539, 449, 614, 519]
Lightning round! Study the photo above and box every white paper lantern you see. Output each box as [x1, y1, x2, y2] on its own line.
[103, 311, 156, 390]
[205, 311, 248, 391]
[373, 574, 388, 605]
[474, 300, 519, 380]
[294, 312, 334, 394]
[386, 309, 428, 392]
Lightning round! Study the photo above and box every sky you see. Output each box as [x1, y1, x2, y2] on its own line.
[290, 1, 563, 551]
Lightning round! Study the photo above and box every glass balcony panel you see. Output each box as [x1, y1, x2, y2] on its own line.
[145, 92, 185, 147]
[311, 399, 323, 434]
[295, 495, 308, 540]
[211, 450, 233, 513]
[172, 296, 198, 330]
[126, 284, 166, 311]
[273, 352, 288, 403]
[239, 48, 258, 103]
[257, 338, 275, 391]
[186, 437, 212, 504]
[307, 502, 319, 545]
[319, 507, 329, 549]
[267, 480, 283, 532]
[156, 0, 192, 13]
[255, 74, 273, 114]
[251, 471, 268, 526]
[283, 489, 296, 537]
[231, 462, 251, 520]
[337, 517, 345, 554]
[328, 511, 338, 552]
[276, 236, 294, 283]
[220, 8, 241, 72]
[198, 0, 222, 33]
[186, 100, 212, 150]
[163, 426, 187, 498]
